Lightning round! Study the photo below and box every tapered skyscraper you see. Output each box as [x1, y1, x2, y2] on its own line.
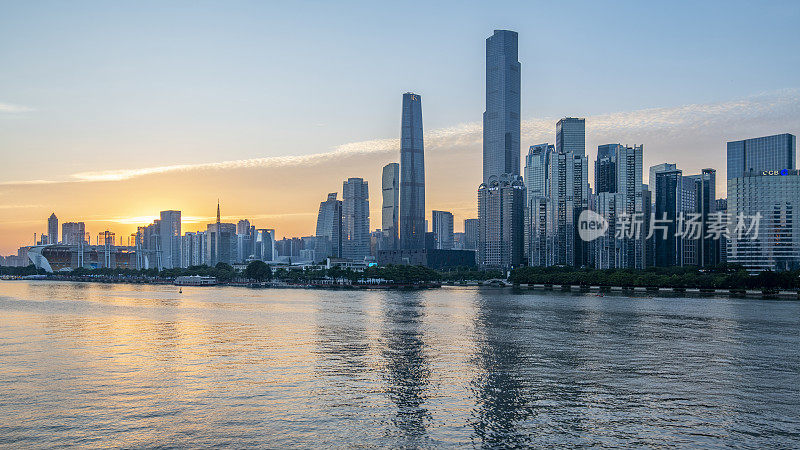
[399, 92, 425, 250]
[483, 30, 520, 182]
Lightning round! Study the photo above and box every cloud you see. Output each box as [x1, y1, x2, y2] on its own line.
[0, 102, 34, 113]
[2, 89, 799, 186]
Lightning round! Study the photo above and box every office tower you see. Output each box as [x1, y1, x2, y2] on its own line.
[254, 229, 275, 262]
[654, 169, 683, 266]
[595, 144, 622, 194]
[642, 185, 652, 267]
[649, 163, 677, 196]
[524, 144, 553, 202]
[478, 174, 526, 267]
[236, 225, 255, 263]
[61, 222, 86, 246]
[524, 144, 554, 266]
[592, 144, 644, 268]
[315, 193, 343, 258]
[159, 210, 181, 269]
[453, 232, 465, 250]
[431, 210, 454, 250]
[181, 232, 205, 268]
[728, 170, 800, 271]
[549, 149, 589, 267]
[556, 118, 586, 156]
[206, 202, 236, 266]
[694, 169, 717, 267]
[464, 219, 479, 250]
[593, 192, 623, 269]
[715, 198, 728, 264]
[342, 178, 370, 260]
[727, 133, 796, 180]
[483, 30, 520, 182]
[616, 145, 645, 268]
[382, 162, 400, 250]
[47, 213, 58, 244]
[399, 93, 426, 250]
[237, 219, 251, 235]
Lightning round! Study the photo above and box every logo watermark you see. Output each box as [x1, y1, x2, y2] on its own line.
[577, 211, 761, 242]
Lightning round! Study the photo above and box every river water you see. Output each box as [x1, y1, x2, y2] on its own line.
[0, 280, 798, 447]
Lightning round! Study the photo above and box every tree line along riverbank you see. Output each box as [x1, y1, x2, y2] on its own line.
[2, 262, 798, 291]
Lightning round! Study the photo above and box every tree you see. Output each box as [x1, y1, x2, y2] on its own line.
[244, 260, 271, 281]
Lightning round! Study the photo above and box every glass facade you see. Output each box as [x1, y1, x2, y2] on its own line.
[556, 118, 586, 157]
[728, 171, 800, 271]
[482, 30, 520, 183]
[342, 178, 370, 261]
[727, 133, 796, 180]
[381, 163, 399, 251]
[399, 93, 426, 250]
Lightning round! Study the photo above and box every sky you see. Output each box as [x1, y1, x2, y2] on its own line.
[1, 0, 799, 254]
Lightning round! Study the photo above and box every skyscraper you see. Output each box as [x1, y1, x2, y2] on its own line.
[159, 210, 181, 269]
[431, 210, 454, 250]
[728, 171, 800, 271]
[478, 174, 526, 267]
[727, 133, 796, 180]
[342, 178, 370, 260]
[649, 163, 677, 196]
[549, 140, 589, 267]
[479, 30, 524, 268]
[464, 219, 479, 251]
[61, 222, 86, 246]
[399, 93, 425, 250]
[206, 202, 236, 266]
[381, 162, 400, 251]
[315, 192, 342, 258]
[694, 168, 717, 267]
[524, 144, 554, 266]
[556, 118, 586, 156]
[654, 169, 683, 267]
[47, 213, 58, 244]
[483, 30, 520, 182]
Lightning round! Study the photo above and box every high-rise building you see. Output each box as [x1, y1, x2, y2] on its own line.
[236, 219, 251, 235]
[556, 118, 586, 157]
[478, 174, 526, 268]
[236, 222, 255, 263]
[47, 213, 58, 244]
[728, 171, 800, 271]
[206, 202, 236, 266]
[615, 145, 645, 268]
[315, 193, 343, 258]
[61, 222, 86, 246]
[464, 219, 479, 251]
[727, 133, 796, 180]
[381, 162, 400, 251]
[431, 210, 454, 250]
[181, 231, 206, 268]
[479, 30, 524, 268]
[649, 163, 677, 196]
[595, 144, 622, 194]
[654, 169, 683, 267]
[549, 148, 589, 267]
[399, 93, 426, 250]
[342, 178, 370, 260]
[524, 144, 554, 266]
[694, 169, 718, 267]
[159, 210, 181, 269]
[254, 229, 275, 262]
[483, 30, 520, 183]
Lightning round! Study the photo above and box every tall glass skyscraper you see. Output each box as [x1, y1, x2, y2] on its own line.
[727, 133, 796, 180]
[342, 178, 370, 260]
[381, 163, 399, 251]
[316, 192, 342, 258]
[556, 118, 586, 156]
[483, 30, 520, 182]
[399, 92, 425, 250]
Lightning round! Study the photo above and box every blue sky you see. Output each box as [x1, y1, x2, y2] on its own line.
[0, 1, 799, 252]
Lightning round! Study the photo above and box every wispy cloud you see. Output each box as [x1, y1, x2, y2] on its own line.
[3, 89, 799, 186]
[0, 102, 34, 113]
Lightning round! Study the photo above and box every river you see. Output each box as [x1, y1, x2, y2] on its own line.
[0, 280, 798, 447]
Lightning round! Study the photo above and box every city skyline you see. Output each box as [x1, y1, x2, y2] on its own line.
[2, 3, 800, 254]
